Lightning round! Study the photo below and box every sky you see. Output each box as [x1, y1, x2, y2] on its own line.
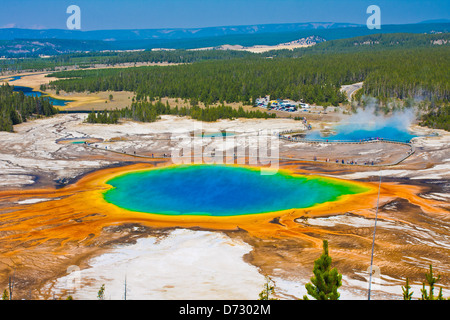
[1, 0, 449, 30]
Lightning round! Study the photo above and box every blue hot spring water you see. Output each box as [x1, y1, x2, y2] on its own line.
[103, 164, 368, 216]
[306, 117, 417, 143]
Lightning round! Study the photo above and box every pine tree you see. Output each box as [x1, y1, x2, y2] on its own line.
[303, 240, 342, 300]
[97, 284, 105, 300]
[420, 265, 444, 300]
[402, 278, 413, 300]
[258, 276, 278, 300]
[2, 289, 8, 300]
[86, 110, 97, 123]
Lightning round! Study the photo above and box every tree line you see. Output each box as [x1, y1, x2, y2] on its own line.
[0, 84, 58, 132]
[86, 100, 275, 124]
[46, 56, 350, 106]
[0, 49, 255, 73]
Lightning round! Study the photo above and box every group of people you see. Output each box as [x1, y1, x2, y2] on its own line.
[331, 158, 375, 166]
[312, 157, 375, 166]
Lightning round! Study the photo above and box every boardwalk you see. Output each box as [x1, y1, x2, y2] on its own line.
[82, 130, 415, 168]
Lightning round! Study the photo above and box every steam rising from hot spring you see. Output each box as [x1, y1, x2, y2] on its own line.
[342, 106, 417, 132]
[306, 101, 419, 142]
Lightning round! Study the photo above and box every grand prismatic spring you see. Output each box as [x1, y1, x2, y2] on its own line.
[103, 164, 370, 216]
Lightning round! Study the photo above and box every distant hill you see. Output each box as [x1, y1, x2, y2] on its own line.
[0, 22, 448, 57]
[419, 19, 450, 24]
[0, 22, 363, 41]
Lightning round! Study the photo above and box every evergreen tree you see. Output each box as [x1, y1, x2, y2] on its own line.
[0, 84, 57, 132]
[402, 278, 413, 300]
[258, 276, 278, 300]
[2, 289, 8, 300]
[303, 240, 342, 300]
[97, 284, 105, 300]
[86, 109, 97, 123]
[420, 265, 444, 300]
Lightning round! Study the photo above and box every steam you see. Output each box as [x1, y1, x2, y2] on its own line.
[307, 96, 420, 141]
[342, 106, 416, 132]
[348, 95, 419, 131]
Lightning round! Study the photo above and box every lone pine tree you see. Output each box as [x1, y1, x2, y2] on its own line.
[303, 240, 342, 300]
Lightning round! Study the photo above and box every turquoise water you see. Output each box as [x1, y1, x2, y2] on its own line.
[198, 132, 236, 138]
[104, 165, 368, 216]
[306, 118, 417, 143]
[13, 85, 72, 107]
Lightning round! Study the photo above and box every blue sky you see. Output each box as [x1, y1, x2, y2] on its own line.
[1, 0, 449, 30]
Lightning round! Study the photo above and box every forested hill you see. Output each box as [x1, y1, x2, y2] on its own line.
[1, 32, 448, 74]
[0, 84, 58, 132]
[263, 32, 450, 57]
[46, 44, 449, 107]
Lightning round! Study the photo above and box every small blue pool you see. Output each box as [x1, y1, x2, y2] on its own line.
[305, 120, 417, 143]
